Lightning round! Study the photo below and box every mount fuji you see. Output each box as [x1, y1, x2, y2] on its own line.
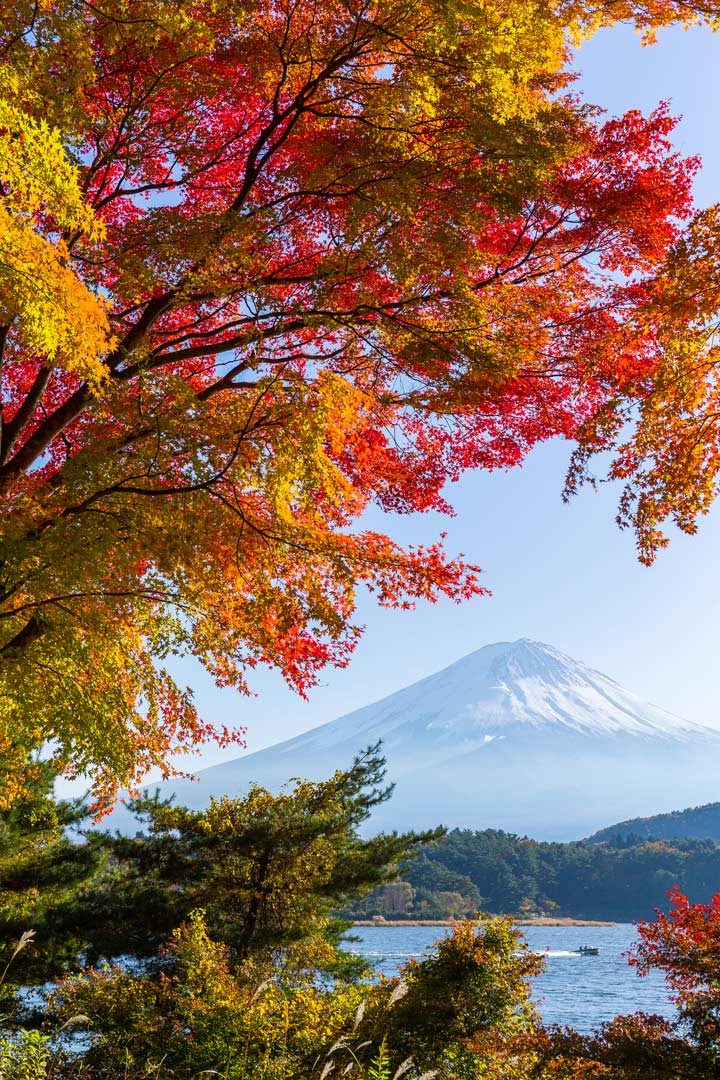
[119, 640, 720, 840]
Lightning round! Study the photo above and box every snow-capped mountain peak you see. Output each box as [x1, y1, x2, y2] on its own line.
[113, 640, 720, 841]
[293, 638, 710, 750]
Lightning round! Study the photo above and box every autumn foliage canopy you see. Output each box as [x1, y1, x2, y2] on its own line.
[1, 0, 719, 806]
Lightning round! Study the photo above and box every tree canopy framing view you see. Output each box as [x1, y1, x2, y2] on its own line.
[1, 0, 720, 807]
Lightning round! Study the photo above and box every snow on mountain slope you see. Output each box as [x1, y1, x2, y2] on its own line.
[113, 640, 720, 840]
[271, 638, 707, 749]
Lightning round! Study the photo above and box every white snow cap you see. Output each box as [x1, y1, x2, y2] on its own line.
[297, 638, 713, 749]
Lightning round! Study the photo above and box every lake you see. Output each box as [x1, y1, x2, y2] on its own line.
[344, 923, 674, 1032]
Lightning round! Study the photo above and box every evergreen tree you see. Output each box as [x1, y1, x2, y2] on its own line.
[0, 746, 440, 982]
[0, 758, 107, 989]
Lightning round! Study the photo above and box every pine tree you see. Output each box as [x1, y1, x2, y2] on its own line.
[0, 746, 440, 982]
[0, 758, 106, 990]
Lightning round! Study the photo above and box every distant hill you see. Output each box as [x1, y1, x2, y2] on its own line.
[589, 803, 720, 844]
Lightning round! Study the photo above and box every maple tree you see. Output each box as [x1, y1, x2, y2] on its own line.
[0, 0, 718, 807]
[631, 886, 720, 1056]
[567, 199, 720, 565]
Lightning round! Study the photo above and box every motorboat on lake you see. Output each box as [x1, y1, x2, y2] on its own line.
[574, 945, 600, 956]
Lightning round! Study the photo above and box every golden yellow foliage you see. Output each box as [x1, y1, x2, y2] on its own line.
[0, 92, 112, 381]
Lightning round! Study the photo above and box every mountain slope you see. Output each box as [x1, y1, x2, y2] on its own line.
[116, 640, 720, 840]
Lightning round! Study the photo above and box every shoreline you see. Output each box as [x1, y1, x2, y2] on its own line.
[352, 917, 616, 927]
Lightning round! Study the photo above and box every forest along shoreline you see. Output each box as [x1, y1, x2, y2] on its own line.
[352, 917, 616, 926]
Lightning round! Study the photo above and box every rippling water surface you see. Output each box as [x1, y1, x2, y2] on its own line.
[344, 924, 674, 1032]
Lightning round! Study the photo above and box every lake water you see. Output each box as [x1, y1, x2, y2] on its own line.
[345, 924, 675, 1032]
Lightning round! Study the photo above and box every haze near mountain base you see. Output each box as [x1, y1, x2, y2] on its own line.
[122, 641, 720, 841]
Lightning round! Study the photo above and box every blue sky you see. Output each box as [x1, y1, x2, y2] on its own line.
[168, 22, 720, 774]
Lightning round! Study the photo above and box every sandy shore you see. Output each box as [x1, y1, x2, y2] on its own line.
[352, 917, 616, 927]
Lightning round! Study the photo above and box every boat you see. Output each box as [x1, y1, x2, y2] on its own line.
[574, 945, 600, 956]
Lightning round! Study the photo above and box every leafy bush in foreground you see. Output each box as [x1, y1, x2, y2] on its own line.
[49, 915, 540, 1080]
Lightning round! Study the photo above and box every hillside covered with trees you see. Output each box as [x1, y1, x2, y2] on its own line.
[347, 829, 720, 922]
[589, 803, 720, 844]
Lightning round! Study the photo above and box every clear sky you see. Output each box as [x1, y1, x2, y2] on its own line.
[163, 22, 720, 776]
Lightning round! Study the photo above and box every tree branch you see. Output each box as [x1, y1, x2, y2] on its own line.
[0, 366, 52, 466]
[0, 614, 45, 659]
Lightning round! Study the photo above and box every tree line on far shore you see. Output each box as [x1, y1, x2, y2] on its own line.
[344, 828, 720, 922]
